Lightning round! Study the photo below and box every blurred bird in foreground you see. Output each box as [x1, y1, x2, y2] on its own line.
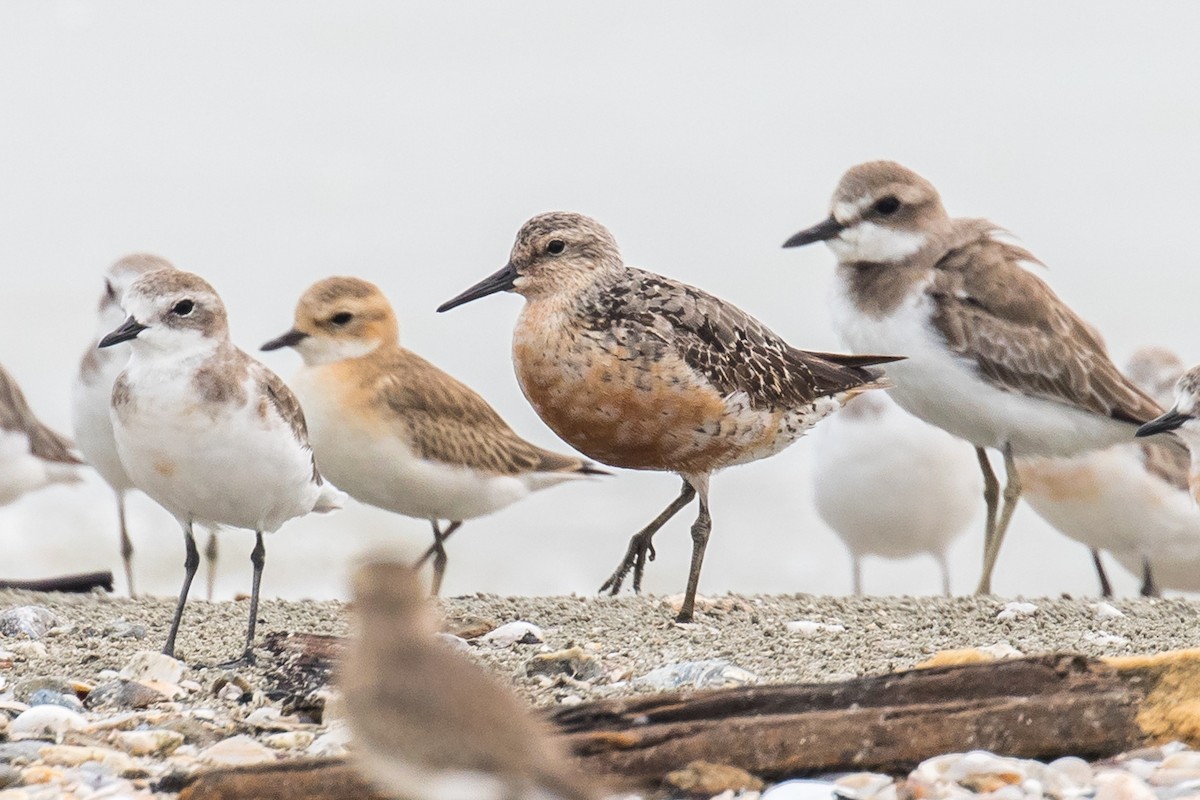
[263, 276, 604, 595]
[72, 253, 220, 597]
[0, 363, 82, 508]
[342, 559, 599, 800]
[811, 391, 978, 595]
[439, 212, 900, 622]
[1020, 347, 1193, 596]
[100, 270, 343, 661]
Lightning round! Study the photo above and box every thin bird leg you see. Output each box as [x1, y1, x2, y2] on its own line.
[675, 476, 712, 623]
[162, 521, 200, 659]
[599, 479, 697, 596]
[204, 529, 219, 601]
[976, 443, 1021, 594]
[975, 446, 999, 577]
[117, 491, 135, 598]
[851, 555, 864, 596]
[420, 521, 463, 597]
[1090, 548, 1113, 598]
[935, 551, 951, 597]
[1140, 555, 1160, 598]
[227, 531, 266, 666]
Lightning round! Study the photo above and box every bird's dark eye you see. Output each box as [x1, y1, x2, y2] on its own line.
[172, 299, 194, 316]
[546, 239, 566, 255]
[330, 312, 354, 326]
[874, 196, 901, 216]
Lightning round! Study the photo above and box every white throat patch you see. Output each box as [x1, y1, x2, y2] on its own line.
[828, 221, 926, 264]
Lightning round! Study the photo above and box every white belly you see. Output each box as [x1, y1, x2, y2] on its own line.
[812, 396, 979, 559]
[830, 276, 1133, 457]
[113, 369, 320, 532]
[1020, 445, 1200, 568]
[72, 346, 134, 493]
[293, 368, 568, 522]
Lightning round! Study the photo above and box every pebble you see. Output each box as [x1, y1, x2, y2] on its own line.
[37, 744, 137, 774]
[525, 647, 604, 681]
[634, 660, 758, 690]
[113, 729, 184, 757]
[478, 621, 544, 647]
[785, 620, 846, 637]
[664, 760, 764, 793]
[306, 725, 351, 758]
[198, 735, 277, 767]
[264, 731, 315, 750]
[0, 607, 58, 639]
[117, 651, 185, 699]
[760, 779, 837, 800]
[996, 602, 1039, 621]
[85, 680, 166, 711]
[437, 633, 471, 652]
[1095, 602, 1125, 619]
[1095, 771, 1157, 800]
[834, 772, 896, 800]
[8, 706, 88, 742]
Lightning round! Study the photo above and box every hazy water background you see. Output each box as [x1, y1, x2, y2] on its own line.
[1, 2, 1198, 601]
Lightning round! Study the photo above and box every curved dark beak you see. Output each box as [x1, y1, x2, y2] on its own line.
[783, 216, 845, 248]
[98, 316, 148, 348]
[1136, 408, 1191, 438]
[261, 329, 309, 352]
[437, 263, 518, 313]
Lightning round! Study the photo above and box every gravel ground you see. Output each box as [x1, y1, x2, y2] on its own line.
[2, 589, 1197, 705]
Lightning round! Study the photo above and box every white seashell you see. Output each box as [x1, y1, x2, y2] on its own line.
[9, 705, 88, 742]
[198, 735, 277, 767]
[785, 620, 846, 636]
[996, 602, 1038, 621]
[478, 621, 544, 647]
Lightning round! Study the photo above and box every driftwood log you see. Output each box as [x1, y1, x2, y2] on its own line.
[181, 649, 1200, 799]
[0, 571, 113, 593]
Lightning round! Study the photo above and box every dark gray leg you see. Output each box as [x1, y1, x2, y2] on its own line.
[239, 532, 266, 664]
[1091, 548, 1113, 598]
[162, 521, 199, 659]
[599, 479, 697, 596]
[977, 444, 1021, 595]
[675, 476, 712, 623]
[419, 521, 462, 596]
[117, 491, 136, 598]
[1140, 556, 1160, 598]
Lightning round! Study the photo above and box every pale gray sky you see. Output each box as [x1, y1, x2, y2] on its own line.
[1, 2, 1197, 599]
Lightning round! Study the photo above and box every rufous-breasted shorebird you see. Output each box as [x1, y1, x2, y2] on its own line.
[72, 253, 220, 597]
[439, 211, 900, 622]
[99, 270, 344, 662]
[261, 276, 605, 595]
[784, 161, 1164, 594]
[811, 391, 978, 595]
[342, 559, 599, 800]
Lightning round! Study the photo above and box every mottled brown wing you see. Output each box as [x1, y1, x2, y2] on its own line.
[1139, 438, 1190, 492]
[928, 236, 1162, 425]
[255, 363, 321, 483]
[600, 269, 898, 410]
[372, 350, 589, 476]
[0, 364, 81, 465]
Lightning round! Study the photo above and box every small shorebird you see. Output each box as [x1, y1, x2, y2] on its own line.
[342, 559, 598, 800]
[1019, 347, 1190, 597]
[99, 269, 343, 661]
[784, 161, 1163, 594]
[72, 254, 220, 597]
[261, 276, 604, 594]
[439, 212, 900, 622]
[0, 364, 82, 507]
[811, 391, 978, 595]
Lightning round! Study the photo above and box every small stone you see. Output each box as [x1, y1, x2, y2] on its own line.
[37, 743, 137, 773]
[1162, 752, 1200, 771]
[437, 633, 471, 652]
[834, 772, 895, 800]
[9, 705, 88, 742]
[0, 607, 58, 639]
[25, 690, 81, 712]
[264, 731, 315, 750]
[198, 735, 277, 767]
[996, 602, 1038, 621]
[635, 659, 758, 690]
[104, 619, 147, 640]
[665, 760, 764, 794]
[118, 651, 185, 699]
[761, 779, 838, 800]
[785, 620, 846, 637]
[1094, 602, 1125, 619]
[306, 725, 351, 757]
[478, 621, 543, 647]
[84, 680, 166, 710]
[16, 765, 65, 785]
[525, 647, 604, 682]
[1094, 771, 1155, 800]
[3, 642, 46, 659]
[114, 729, 184, 757]
[441, 613, 497, 639]
[1048, 755, 1093, 785]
